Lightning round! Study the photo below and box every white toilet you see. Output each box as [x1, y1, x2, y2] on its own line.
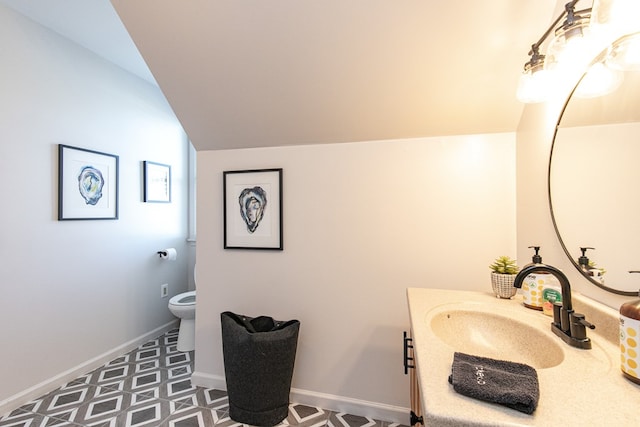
[168, 272, 196, 352]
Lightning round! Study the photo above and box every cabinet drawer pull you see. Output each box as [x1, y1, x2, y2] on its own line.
[410, 411, 424, 426]
[403, 331, 415, 374]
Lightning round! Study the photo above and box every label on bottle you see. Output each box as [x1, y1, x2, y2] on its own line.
[522, 274, 544, 308]
[620, 315, 640, 380]
[542, 287, 562, 316]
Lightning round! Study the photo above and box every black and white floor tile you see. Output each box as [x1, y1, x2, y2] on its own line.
[0, 329, 408, 427]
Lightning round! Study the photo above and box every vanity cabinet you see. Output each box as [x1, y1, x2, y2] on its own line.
[403, 331, 423, 427]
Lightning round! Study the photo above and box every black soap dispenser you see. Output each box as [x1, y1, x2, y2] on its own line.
[578, 247, 594, 273]
[578, 247, 603, 281]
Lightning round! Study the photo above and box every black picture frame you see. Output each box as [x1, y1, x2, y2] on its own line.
[223, 168, 283, 250]
[143, 161, 172, 203]
[58, 144, 119, 220]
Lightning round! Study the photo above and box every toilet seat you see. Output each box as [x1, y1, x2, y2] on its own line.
[168, 290, 196, 352]
[169, 291, 196, 306]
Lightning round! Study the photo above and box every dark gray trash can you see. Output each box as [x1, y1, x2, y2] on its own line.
[221, 311, 300, 426]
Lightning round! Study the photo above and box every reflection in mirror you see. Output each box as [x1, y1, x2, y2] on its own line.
[550, 34, 640, 295]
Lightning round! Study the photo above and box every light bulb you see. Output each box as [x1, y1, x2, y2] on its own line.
[592, 0, 640, 37]
[606, 33, 640, 71]
[517, 68, 552, 103]
[546, 28, 594, 76]
[575, 61, 623, 98]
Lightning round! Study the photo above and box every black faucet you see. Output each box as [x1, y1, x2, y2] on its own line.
[514, 263, 595, 349]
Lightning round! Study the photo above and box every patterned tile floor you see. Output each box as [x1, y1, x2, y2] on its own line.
[1, 329, 407, 427]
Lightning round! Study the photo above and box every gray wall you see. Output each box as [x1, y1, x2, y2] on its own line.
[0, 5, 190, 410]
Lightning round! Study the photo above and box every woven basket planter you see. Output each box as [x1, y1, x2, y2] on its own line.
[491, 272, 517, 298]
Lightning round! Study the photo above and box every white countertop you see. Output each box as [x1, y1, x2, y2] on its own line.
[407, 287, 640, 426]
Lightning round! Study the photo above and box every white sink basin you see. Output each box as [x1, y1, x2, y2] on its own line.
[407, 288, 639, 426]
[428, 305, 564, 369]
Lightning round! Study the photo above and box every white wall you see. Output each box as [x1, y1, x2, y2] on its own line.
[0, 5, 190, 411]
[193, 133, 516, 421]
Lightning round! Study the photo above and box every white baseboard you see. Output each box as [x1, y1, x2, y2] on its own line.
[190, 370, 226, 390]
[290, 388, 409, 425]
[190, 371, 409, 425]
[0, 320, 179, 417]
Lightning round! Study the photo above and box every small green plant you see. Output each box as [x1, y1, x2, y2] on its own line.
[489, 256, 519, 275]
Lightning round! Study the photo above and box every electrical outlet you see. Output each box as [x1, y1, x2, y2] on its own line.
[161, 283, 169, 298]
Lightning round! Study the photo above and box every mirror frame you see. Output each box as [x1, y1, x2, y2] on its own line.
[547, 39, 637, 296]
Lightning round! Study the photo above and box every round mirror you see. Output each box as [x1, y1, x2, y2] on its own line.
[549, 33, 640, 295]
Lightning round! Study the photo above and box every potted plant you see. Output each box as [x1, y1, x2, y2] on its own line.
[489, 256, 519, 298]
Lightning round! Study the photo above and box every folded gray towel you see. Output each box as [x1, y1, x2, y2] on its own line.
[448, 352, 539, 414]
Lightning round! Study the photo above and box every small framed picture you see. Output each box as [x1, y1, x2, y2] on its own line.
[223, 168, 283, 250]
[58, 144, 119, 220]
[143, 161, 172, 203]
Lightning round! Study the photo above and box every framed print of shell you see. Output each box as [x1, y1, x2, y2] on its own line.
[223, 168, 283, 250]
[58, 144, 119, 220]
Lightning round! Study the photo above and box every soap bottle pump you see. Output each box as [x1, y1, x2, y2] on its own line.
[521, 246, 545, 310]
[578, 247, 595, 276]
[578, 247, 604, 282]
[620, 278, 640, 385]
[578, 247, 593, 272]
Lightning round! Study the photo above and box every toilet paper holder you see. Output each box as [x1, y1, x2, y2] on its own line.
[157, 247, 177, 260]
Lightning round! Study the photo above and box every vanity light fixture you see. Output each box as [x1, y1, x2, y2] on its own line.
[593, 0, 640, 71]
[517, 0, 593, 103]
[518, 0, 640, 103]
[605, 32, 640, 71]
[516, 44, 552, 103]
[544, 3, 593, 74]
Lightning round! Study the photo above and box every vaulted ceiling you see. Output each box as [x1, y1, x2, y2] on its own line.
[3, 0, 560, 150]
